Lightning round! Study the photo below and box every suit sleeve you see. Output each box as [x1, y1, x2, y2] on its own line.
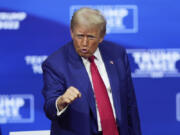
[123, 49, 142, 135]
[42, 61, 66, 120]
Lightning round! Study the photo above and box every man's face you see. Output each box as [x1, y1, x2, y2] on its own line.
[71, 25, 104, 58]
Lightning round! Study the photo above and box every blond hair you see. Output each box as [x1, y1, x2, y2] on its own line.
[71, 7, 106, 37]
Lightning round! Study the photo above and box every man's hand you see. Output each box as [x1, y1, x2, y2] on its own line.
[57, 86, 82, 111]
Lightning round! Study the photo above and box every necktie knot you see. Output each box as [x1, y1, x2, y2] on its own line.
[88, 55, 95, 63]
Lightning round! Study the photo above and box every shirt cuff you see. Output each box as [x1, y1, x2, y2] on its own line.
[55, 96, 68, 116]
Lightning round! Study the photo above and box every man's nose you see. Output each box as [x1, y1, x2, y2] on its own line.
[82, 37, 88, 46]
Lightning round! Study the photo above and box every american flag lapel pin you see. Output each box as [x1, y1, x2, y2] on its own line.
[110, 60, 114, 64]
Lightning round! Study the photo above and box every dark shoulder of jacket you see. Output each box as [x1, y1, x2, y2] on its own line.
[100, 40, 127, 59]
[42, 41, 73, 67]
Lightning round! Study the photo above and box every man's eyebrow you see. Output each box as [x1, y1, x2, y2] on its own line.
[87, 35, 96, 37]
[76, 34, 84, 36]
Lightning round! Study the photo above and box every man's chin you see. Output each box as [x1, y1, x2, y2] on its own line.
[80, 53, 92, 59]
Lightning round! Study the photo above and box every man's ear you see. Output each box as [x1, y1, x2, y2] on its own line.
[70, 29, 74, 39]
[99, 36, 104, 43]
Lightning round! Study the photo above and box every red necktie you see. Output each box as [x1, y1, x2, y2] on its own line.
[89, 56, 119, 135]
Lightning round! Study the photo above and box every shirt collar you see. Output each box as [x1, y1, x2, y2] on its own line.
[93, 48, 101, 61]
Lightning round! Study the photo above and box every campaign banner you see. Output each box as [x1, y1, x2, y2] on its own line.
[0, 94, 34, 124]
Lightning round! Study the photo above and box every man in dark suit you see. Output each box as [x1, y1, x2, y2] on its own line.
[42, 7, 141, 135]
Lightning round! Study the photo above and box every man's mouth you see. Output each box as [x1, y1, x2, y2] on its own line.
[81, 49, 88, 53]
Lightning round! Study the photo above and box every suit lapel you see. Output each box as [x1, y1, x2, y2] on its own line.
[99, 44, 122, 123]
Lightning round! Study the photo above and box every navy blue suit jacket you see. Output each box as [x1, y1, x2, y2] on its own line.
[42, 41, 141, 135]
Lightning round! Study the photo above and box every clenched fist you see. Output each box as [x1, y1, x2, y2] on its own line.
[57, 86, 82, 111]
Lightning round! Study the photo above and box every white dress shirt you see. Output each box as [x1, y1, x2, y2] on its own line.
[56, 48, 117, 131]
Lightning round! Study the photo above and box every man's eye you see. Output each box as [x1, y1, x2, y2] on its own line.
[77, 35, 83, 38]
[88, 36, 96, 39]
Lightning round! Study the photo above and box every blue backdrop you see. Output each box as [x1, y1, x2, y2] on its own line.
[0, 0, 180, 135]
